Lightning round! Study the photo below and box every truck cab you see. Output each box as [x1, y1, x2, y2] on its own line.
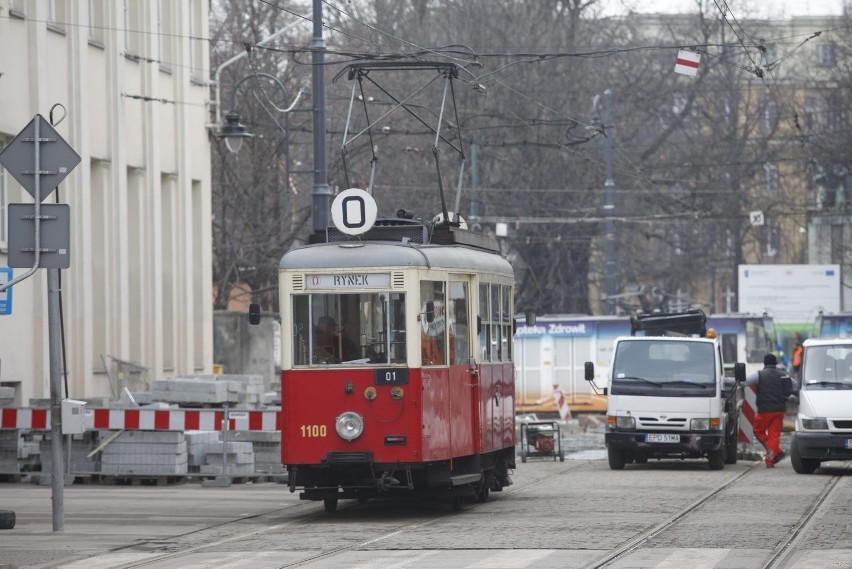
[586, 310, 746, 470]
[790, 338, 852, 474]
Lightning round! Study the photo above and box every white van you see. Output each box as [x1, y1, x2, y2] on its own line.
[585, 310, 745, 470]
[791, 338, 852, 474]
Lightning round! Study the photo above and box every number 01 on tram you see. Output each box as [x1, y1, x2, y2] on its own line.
[268, 191, 521, 511]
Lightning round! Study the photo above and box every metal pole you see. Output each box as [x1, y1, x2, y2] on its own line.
[311, 0, 331, 236]
[469, 143, 480, 230]
[49, 266, 64, 531]
[602, 89, 617, 315]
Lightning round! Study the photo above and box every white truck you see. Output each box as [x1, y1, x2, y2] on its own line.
[790, 338, 852, 474]
[585, 310, 746, 470]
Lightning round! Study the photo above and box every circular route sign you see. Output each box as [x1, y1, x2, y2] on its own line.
[330, 189, 378, 235]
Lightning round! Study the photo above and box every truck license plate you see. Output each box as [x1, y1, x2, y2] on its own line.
[646, 433, 679, 443]
[845, 439, 852, 450]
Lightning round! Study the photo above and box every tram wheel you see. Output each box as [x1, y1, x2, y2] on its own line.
[0, 510, 15, 530]
[323, 498, 338, 513]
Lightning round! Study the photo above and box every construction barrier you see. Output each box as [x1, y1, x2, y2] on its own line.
[738, 384, 756, 443]
[0, 408, 281, 432]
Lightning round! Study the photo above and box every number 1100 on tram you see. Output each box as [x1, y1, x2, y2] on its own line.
[275, 210, 518, 512]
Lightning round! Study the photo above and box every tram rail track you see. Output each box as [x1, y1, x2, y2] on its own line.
[582, 461, 850, 569]
[102, 461, 589, 569]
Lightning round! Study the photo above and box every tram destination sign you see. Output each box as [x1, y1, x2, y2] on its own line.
[305, 273, 391, 290]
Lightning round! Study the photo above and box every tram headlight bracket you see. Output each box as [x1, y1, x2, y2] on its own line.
[336, 411, 365, 441]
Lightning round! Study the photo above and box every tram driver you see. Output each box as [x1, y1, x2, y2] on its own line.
[314, 315, 358, 363]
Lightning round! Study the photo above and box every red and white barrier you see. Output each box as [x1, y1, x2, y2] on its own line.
[0, 408, 281, 432]
[738, 385, 756, 443]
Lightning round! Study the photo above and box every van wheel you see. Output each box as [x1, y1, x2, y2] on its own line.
[323, 498, 338, 512]
[607, 448, 626, 470]
[708, 447, 725, 470]
[725, 431, 739, 464]
[791, 440, 819, 474]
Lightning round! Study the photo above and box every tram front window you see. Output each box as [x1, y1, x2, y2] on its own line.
[292, 293, 405, 366]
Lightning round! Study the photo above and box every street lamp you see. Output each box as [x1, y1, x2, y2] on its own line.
[216, 72, 302, 154]
[220, 111, 252, 154]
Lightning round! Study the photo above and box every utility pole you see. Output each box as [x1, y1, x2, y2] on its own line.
[594, 90, 617, 315]
[311, 0, 331, 237]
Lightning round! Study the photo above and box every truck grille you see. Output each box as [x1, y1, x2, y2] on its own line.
[638, 417, 687, 428]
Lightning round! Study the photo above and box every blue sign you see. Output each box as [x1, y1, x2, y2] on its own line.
[0, 267, 12, 315]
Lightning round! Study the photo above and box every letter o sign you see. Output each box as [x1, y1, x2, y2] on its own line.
[331, 188, 378, 235]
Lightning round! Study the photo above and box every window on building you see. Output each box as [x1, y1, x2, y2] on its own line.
[804, 96, 818, 132]
[124, 0, 143, 57]
[8, 0, 26, 18]
[189, 0, 205, 81]
[827, 93, 844, 132]
[764, 219, 778, 258]
[88, 0, 105, 45]
[763, 162, 779, 192]
[157, 0, 174, 71]
[47, 0, 66, 32]
[815, 44, 836, 68]
[761, 43, 776, 66]
[759, 95, 779, 133]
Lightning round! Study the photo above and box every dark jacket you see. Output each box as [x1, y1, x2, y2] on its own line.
[755, 365, 792, 413]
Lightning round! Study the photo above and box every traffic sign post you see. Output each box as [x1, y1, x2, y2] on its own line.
[0, 113, 80, 532]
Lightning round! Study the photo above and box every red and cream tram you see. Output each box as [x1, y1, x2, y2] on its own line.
[272, 191, 519, 511]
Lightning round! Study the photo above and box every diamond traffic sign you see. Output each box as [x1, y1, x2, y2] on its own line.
[0, 114, 80, 202]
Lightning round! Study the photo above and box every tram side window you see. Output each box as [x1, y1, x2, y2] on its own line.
[421, 281, 446, 366]
[449, 281, 470, 364]
[479, 283, 491, 362]
[491, 284, 501, 362]
[501, 284, 512, 362]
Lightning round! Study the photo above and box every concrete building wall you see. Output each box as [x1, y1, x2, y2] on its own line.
[0, 0, 212, 404]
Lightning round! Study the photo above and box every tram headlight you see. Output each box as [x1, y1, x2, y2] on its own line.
[336, 411, 365, 441]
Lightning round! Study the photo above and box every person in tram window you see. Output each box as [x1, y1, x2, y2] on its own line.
[313, 315, 357, 363]
[744, 353, 793, 468]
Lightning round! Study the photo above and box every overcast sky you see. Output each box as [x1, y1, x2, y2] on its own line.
[600, 0, 847, 18]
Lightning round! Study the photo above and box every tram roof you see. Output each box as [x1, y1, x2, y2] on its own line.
[280, 241, 514, 276]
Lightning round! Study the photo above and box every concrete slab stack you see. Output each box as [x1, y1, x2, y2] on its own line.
[199, 440, 254, 477]
[224, 430, 283, 476]
[99, 431, 188, 476]
[185, 431, 220, 473]
[0, 431, 21, 473]
[149, 377, 238, 406]
[39, 432, 100, 483]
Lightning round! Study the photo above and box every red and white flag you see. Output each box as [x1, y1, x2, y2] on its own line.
[674, 50, 700, 77]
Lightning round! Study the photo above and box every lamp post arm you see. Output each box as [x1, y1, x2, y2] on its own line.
[227, 72, 302, 117]
[212, 16, 308, 127]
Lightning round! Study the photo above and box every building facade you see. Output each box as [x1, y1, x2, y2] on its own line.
[0, 0, 212, 405]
